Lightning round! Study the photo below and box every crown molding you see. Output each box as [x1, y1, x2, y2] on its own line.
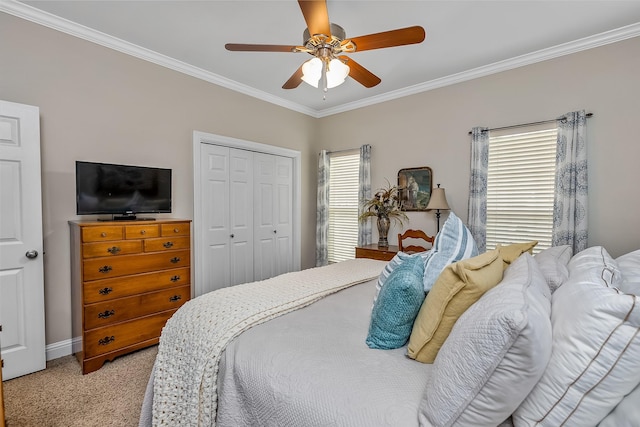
[3, 1, 639, 119]
[0, 1, 318, 117]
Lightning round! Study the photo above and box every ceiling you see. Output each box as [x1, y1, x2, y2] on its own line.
[5, 1, 640, 117]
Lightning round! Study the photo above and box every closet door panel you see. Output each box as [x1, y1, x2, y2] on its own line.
[254, 153, 293, 281]
[274, 156, 294, 277]
[200, 144, 231, 293]
[229, 149, 254, 286]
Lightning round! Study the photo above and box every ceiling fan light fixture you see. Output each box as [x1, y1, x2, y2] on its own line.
[326, 58, 350, 88]
[301, 57, 322, 88]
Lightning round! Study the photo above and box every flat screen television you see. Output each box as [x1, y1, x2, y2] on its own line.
[76, 161, 172, 220]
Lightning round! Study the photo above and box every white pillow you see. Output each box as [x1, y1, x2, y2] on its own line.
[617, 249, 640, 278]
[422, 211, 478, 292]
[513, 246, 640, 426]
[418, 253, 552, 426]
[534, 245, 572, 292]
[598, 382, 640, 427]
[567, 245, 623, 285]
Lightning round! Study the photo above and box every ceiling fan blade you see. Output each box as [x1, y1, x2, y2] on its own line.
[282, 64, 305, 89]
[298, 0, 331, 38]
[338, 56, 381, 88]
[346, 26, 425, 52]
[225, 43, 297, 52]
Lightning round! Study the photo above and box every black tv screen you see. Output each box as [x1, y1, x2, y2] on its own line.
[76, 161, 172, 216]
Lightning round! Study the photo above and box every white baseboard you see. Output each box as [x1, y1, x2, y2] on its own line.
[46, 336, 81, 361]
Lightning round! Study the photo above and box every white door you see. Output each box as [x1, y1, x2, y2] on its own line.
[254, 153, 293, 281]
[228, 148, 254, 286]
[199, 143, 231, 295]
[198, 144, 254, 295]
[0, 100, 46, 380]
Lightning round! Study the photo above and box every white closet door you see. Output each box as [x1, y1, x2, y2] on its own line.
[254, 153, 293, 281]
[199, 144, 254, 294]
[200, 144, 231, 294]
[228, 148, 254, 286]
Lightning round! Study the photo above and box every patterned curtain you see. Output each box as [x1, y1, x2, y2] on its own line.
[316, 150, 330, 266]
[553, 110, 588, 253]
[358, 144, 372, 246]
[467, 127, 489, 253]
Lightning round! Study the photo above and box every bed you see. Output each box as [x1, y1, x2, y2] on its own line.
[139, 215, 640, 427]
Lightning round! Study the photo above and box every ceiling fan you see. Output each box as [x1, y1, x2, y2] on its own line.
[225, 0, 426, 93]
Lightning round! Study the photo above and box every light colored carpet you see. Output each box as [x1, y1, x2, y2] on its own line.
[3, 345, 157, 427]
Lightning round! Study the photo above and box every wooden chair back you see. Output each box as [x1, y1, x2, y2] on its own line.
[397, 229, 435, 253]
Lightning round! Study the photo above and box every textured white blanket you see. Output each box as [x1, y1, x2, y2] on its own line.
[151, 258, 386, 426]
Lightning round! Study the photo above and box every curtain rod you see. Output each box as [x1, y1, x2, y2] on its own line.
[321, 147, 360, 155]
[467, 112, 593, 135]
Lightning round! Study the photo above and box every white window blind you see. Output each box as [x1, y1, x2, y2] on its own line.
[328, 151, 360, 263]
[486, 124, 557, 253]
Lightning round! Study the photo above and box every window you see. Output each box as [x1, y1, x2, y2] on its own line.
[327, 150, 360, 263]
[486, 124, 557, 253]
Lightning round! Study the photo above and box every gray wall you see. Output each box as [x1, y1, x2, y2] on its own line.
[2, 12, 639, 350]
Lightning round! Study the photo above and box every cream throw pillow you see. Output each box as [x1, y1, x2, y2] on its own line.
[497, 241, 538, 269]
[407, 249, 504, 363]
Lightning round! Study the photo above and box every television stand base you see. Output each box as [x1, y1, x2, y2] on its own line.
[97, 216, 157, 222]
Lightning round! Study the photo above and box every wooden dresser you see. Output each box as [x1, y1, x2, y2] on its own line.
[355, 244, 399, 261]
[69, 219, 191, 374]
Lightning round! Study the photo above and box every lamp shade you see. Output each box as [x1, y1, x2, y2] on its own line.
[301, 57, 322, 88]
[301, 57, 350, 89]
[426, 186, 450, 211]
[326, 58, 350, 88]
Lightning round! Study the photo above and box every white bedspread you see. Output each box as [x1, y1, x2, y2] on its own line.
[151, 258, 386, 426]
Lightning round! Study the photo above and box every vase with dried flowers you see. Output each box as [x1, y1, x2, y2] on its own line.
[359, 180, 408, 247]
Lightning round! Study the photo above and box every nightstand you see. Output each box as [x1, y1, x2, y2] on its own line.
[355, 244, 398, 261]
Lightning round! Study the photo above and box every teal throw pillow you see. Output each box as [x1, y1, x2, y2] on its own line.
[366, 254, 426, 350]
[373, 250, 432, 306]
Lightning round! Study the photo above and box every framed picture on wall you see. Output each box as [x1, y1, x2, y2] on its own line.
[397, 167, 433, 211]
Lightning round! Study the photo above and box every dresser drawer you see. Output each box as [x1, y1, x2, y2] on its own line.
[84, 310, 176, 358]
[83, 267, 190, 304]
[161, 222, 190, 237]
[83, 250, 190, 281]
[125, 224, 159, 239]
[82, 226, 124, 242]
[82, 240, 142, 258]
[144, 236, 190, 252]
[84, 285, 190, 330]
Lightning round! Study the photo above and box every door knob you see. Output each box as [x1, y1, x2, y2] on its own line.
[25, 250, 39, 259]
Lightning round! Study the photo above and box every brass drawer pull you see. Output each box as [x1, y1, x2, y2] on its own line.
[169, 295, 182, 302]
[170, 275, 181, 282]
[173, 228, 180, 233]
[98, 336, 115, 346]
[107, 246, 121, 254]
[163, 241, 174, 248]
[99, 265, 113, 274]
[99, 287, 113, 295]
[101, 232, 107, 237]
[98, 310, 115, 319]
[170, 257, 181, 264]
